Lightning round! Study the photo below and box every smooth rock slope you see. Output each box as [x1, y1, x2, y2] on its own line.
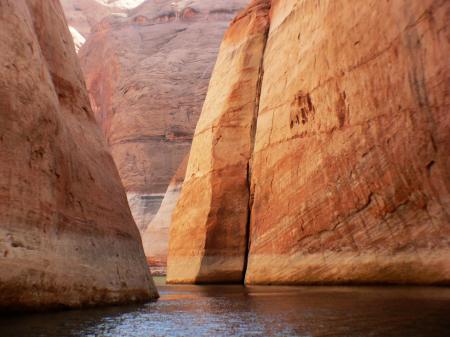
[0, 0, 158, 310]
[167, 0, 450, 284]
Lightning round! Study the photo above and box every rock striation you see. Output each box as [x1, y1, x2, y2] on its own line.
[78, 0, 249, 232]
[142, 155, 188, 275]
[167, 0, 450, 285]
[0, 0, 158, 311]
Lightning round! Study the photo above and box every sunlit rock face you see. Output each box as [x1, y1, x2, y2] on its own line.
[77, 0, 249, 232]
[167, 0, 450, 285]
[142, 155, 188, 275]
[69, 26, 86, 53]
[0, 0, 158, 311]
[167, 0, 272, 283]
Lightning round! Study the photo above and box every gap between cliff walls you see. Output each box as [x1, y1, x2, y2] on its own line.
[242, 10, 271, 283]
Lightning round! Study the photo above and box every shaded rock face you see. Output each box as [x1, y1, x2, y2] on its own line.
[142, 155, 188, 276]
[167, 0, 450, 285]
[0, 0, 158, 310]
[78, 0, 249, 232]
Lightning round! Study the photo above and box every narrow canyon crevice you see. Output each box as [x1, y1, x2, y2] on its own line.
[1, 0, 450, 317]
[242, 14, 271, 283]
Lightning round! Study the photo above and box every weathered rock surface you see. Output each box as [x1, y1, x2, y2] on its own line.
[142, 155, 188, 275]
[167, 0, 450, 285]
[78, 0, 249, 232]
[0, 0, 158, 310]
[167, 0, 271, 283]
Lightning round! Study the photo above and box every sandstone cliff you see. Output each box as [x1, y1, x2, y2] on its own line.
[0, 0, 158, 310]
[167, 0, 450, 284]
[167, 0, 271, 283]
[78, 0, 249, 232]
[142, 155, 188, 275]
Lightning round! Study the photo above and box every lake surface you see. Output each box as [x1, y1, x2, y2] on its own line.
[1, 279, 450, 337]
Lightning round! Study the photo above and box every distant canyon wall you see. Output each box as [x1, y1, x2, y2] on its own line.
[61, 0, 146, 41]
[167, 0, 450, 284]
[61, 0, 119, 51]
[0, 0, 157, 310]
[69, 0, 249, 234]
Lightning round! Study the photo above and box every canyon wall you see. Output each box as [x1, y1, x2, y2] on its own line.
[0, 0, 158, 310]
[78, 0, 249, 232]
[167, 0, 450, 284]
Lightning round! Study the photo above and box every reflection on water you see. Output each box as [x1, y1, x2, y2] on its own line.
[1, 281, 450, 337]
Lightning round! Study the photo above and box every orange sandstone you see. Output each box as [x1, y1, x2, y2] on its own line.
[0, 0, 158, 311]
[167, 0, 271, 283]
[167, 0, 450, 285]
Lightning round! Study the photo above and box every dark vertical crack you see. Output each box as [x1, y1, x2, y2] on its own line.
[242, 17, 271, 284]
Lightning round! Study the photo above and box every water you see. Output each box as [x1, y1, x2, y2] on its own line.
[1, 279, 449, 337]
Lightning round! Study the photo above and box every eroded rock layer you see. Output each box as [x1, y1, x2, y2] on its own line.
[168, 0, 450, 285]
[79, 0, 249, 232]
[167, 0, 271, 283]
[0, 0, 158, 310]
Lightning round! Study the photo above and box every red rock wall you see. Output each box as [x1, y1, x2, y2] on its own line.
[167, 0, 450, 284]
[0, 0, 158, 310]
